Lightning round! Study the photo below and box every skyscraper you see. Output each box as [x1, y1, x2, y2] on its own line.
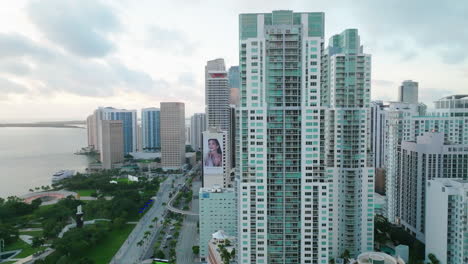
[99, 107, 137, 155]
[398, 80, 418, 104]
[237, 11, 373, 263]
[86, 114, 97, 150]
[100, 120, 124, 169]
[323, 28, 374, 258]
[396, 132, 468, 242]
[160, 102, 185, 169]
[190, 113, 206, 151]
[229, 66, 241, 105]
[141, 107, 161, 151]
[385, 95, 468, 223]
[205, 58, 232, 185]
[205, 58, 230, 131]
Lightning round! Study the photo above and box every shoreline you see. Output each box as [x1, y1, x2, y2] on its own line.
[0, 124, 85, 129]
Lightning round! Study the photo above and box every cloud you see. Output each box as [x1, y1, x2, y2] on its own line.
[147, 25, 197, 55]
[345, 0, 468, 64]
[27, 0, 120, 58]
[0, 33, 168, 98]
[177, 72, 197, 87]
[372, 79, 395, 87]
[419, 88, 454, 105]
[0, 78, 28, 94]
[0, 33, 53, 60]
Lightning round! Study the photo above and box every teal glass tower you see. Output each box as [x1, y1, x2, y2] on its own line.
[237, 11, 374, 264]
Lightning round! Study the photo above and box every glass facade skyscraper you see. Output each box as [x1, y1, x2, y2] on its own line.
[237, 11, 374, 264]
[141, 107, 161, 151]
[100, 107, 137, 155]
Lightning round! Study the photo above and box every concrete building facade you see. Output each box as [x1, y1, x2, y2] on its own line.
[100, 120, 124, 169]
[426, 178, 468, 264]
[199, 186, 237, 260]
[395, 133, 468, 242]
[160, 102, 185, 169]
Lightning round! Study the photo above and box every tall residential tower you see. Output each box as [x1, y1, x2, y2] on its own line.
[237, 11, 373, 264]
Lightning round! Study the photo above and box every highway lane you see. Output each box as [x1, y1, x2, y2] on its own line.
[111, 174, 187, 264]
[176, 179, 202, 264]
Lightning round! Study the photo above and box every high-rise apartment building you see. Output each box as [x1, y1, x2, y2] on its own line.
[141, 107, 161, 151]
[199, 186, 237, 260]
[396, 133, 468, 242]
[190, 113, 206, 151]
[386, 95, 468, 223]
[426, 178, 468, 264]
[160, 102, 185, 169]
[398, 80, 418, 104]
[323, 28, 374, 258]
[237, 11, 373, 263]
[100, 120, 124, 169]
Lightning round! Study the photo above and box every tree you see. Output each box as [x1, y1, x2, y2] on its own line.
[32, 237, 45, 248]
[428, 253, 440, 264]
[192, 245, 199, 255]
[340, 249, 351, 263]
[29, 189, 34, 192]
[155, 249, 166, 259]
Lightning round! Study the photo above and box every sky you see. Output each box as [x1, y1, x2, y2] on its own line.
[0, 0, 467, 122]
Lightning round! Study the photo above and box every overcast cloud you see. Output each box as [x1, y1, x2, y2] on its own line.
[0, 0, 467, 121]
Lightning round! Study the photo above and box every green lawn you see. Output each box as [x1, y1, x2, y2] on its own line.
[4, 239, 45, 258]
[19, 230, 43, 237]
[75, 189, 95, 197]
[116, 178, 131, 184]
[83, 223, 136, 264]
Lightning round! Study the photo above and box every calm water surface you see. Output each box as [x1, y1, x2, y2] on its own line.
[0, 127, 92, 198]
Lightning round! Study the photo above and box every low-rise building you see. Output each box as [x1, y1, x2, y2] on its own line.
[207, 230, 237, 264]
[354, 252, 405, 264]
[199, 186, 236, 260]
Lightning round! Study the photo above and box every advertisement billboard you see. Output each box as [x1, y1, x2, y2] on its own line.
[203, 133, 224, 176]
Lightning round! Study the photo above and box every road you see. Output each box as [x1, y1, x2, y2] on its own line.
[111, 174, 187, 264]
[176, 179, 201, 264]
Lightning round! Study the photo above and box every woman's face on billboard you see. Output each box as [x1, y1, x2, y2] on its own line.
[208, 139, 219, 151]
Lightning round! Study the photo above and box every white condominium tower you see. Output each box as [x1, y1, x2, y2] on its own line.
[386, 95, 468, 224]
[426, 178, 468, 264]
[237, 10, 374, 264]
[205, 58, 232, 186]
[205, 58, 230, 131]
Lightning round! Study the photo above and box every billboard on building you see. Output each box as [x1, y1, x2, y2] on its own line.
[203, 133, 224, 176]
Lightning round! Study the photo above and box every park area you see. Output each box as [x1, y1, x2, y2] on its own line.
[0, 170, 164, 264]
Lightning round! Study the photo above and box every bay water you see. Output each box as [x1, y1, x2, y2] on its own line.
[0, 127, 92, 198]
